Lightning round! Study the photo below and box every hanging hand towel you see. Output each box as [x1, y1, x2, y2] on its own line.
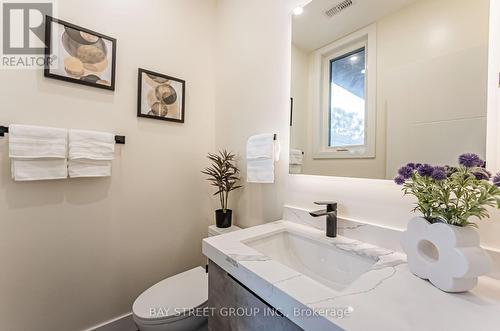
[9, 124, 68, 181]
[68, 129, 115, 178]
[289, 149, 303, 165]
[11, 159, 68, 181]
[9, 124, 67, 159]
[246, 133, 280, 183]
[69, 129, 115, 160]
[289, 149, 303, 175]
[68, 159, 112, 178]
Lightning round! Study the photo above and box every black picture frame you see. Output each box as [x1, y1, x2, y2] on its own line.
[44, 16, 117, 91]
[137, 68, 186, 123]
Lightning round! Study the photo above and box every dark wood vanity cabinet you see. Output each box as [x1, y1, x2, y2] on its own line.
[208, 261, 303, 331]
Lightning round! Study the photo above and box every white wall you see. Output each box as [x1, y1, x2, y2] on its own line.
[291, 0, 489, 179]
[487, 0, 500, 170]
[383, 0, 489, 177]
[0, 1, 216, 330]
[214, 0, 302, 228]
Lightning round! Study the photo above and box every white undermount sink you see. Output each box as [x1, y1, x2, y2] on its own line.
[244, 230, 378, 291]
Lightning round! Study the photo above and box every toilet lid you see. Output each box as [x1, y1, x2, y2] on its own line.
[133, 267, 208, 321]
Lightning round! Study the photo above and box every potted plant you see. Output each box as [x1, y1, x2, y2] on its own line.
[395, 153, 500, 292]
[202, 150, 242, 228]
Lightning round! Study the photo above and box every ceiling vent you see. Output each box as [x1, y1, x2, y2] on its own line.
[325, 0, 354, 17]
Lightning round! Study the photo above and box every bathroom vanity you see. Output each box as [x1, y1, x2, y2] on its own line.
[203, 211, 500, 331]
[207, 261, 303, 331]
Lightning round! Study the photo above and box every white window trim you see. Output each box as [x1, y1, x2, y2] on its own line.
[311, 24, 377, 159]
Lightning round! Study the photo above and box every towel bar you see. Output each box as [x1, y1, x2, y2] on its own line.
[0, 125, 125, 144]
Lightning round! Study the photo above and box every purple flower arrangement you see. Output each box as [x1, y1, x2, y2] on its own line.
[395, 153, 500, 227]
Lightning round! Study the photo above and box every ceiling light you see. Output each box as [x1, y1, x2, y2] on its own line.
[293, 7, 304, 15]
[350, 55, 358, 62]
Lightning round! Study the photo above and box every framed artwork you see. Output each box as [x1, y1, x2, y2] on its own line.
[44, 16, 117, 91]
[137, 68, 185, 123]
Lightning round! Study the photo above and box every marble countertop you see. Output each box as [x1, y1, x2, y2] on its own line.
[202, 220, 500, 331]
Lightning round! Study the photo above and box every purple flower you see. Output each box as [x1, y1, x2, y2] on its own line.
[394, 176, 406, 185]
[406, 163, 416, 169]
[415, 163, 423, 169]
[431, 167, 447, 181]
[418, 164, 434, 177]
[459, 153, 484, 168]
[493, 173, 500, 187]
[398, 166, 414, 179]
[473, 169, 491, 181]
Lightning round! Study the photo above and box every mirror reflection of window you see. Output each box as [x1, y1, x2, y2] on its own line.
[329, 47, 366, 148]
[313, 26, 376, 160]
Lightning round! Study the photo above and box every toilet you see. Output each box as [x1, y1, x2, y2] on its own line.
[132, 225, 241, 331]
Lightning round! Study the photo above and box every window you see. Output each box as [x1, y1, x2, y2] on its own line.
[312, 25, 376, 159]
[329, 47, 366, 148]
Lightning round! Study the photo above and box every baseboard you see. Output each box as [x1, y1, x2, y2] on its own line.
[82, 313, 137, 331]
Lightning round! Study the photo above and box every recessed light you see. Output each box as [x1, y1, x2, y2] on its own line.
[293, 7, 304, 15]
[350, 55, 358, 62]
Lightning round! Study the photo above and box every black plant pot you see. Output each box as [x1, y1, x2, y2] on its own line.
[215, 209, 232, 228]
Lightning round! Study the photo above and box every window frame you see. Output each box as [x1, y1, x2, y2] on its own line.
[311, 24, 377, 159]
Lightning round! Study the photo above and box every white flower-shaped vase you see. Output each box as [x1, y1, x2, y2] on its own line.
[401, 217, 492, 292]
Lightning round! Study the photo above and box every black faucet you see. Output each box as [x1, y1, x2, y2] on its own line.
[309, 201, 338, 238]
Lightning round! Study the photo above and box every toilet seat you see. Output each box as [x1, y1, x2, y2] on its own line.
[132, 267, 208, 324]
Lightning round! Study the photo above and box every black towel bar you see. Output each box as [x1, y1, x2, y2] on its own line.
[0, 125, 125, 144]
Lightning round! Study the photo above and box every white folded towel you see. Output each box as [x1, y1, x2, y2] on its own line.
[11, 159, 68, 181]
[247, 134, 275, 159]
[9, 124, 67, 159]
[68, 159, 112, 178]
[69, 129, 115, 160]
[248, 158, 275, 183]
[9, 125, 68, 181]
[289, 149, 303, 165]
[246, 134, 280, 183]
[68, 129, 115, 178]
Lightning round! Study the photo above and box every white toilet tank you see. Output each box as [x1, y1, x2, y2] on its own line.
[208, 225, 241, 237]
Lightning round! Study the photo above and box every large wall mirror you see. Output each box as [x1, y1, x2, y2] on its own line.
[290, 0, 490, 179]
